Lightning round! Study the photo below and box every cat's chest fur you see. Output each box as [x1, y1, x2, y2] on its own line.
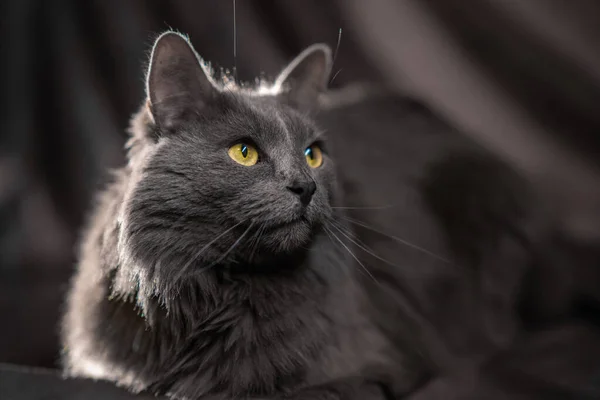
[64, 209, 379, 399]
[147, 265, 341, 397]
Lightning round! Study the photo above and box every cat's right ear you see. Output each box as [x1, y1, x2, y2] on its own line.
[146, 32, 217, 134]
[273, 44, 332, 111]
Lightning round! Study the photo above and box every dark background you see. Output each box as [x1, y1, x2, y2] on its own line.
[2, 0, 600, 374]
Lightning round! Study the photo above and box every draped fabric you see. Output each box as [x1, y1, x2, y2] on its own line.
[1, 2, 599, 394]
[345, 0, 600, 240]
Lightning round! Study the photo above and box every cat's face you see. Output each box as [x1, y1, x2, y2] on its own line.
[121, 32, 335, 274]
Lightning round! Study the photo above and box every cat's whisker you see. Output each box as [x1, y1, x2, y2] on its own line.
[174, 220, 245, 282]
[328, 219, 431, 316]
[200, 222, 255, 272]
[329, 69, 342, 86]
[328, 218, 396, 270]
[328, 221, 405, 272]
[232, 0, 237, 82]
[341, 215, 451, 264]
[323, 225, 379, 284]
[248, 223, 265, 264]
[329, 28, 343, 85]
[321, 228, 341, 267]
[329, 219, 389, 259]
[245, 223, 260, 252]
[328, 218, 365, 243]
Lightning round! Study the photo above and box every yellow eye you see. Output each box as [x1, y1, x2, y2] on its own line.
[228, 143, 259, 166]
[304, 145, 323, 168]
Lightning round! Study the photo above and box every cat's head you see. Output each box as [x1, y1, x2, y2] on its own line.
[118, 32, 336, 281]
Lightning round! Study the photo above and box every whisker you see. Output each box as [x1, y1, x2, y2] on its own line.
[329, 219, 395, 259]
[329, 69, 342, 85]
[327, 222, 450, 339]
[173, 220, 244, 282]
[321, 227, 342, 269]
[342, 215, 451, 264]
[327, 217, 365, 244]
[329, 28, 343, 85]
[329, 221, 405, 271]
[244, 223, 261, 254]
[232, 0, 237, 82]
[328, 219, 429, 311]
[324, 225, 379, 284]
[248, 223, 265, 264]
[200, 222, 254, 272]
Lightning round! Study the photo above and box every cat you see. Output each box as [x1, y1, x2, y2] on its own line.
[60, 31, 401, 400]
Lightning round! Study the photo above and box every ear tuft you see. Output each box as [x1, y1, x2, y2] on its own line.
[146, 31, 217, 134]
[274, 44, 333, 110]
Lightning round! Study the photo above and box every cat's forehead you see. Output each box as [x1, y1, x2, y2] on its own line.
[223, 93, 320, 147]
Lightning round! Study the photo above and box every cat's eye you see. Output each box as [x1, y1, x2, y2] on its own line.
[228, 143, 259, 166]
[304, 145, 323, 168]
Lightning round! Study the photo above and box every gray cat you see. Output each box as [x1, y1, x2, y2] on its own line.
[60, 31, 399, 400]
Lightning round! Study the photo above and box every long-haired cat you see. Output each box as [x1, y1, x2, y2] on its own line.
[60, 32, 399, 400]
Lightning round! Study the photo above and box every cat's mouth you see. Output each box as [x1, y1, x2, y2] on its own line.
[265, 215, 310, 232]
[253, 214, 316, 253]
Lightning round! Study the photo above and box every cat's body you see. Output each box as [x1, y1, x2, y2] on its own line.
[61, 33, 394, 400]
[63, 168, 383, 398]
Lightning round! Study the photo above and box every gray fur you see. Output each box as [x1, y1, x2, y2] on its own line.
[61, 32, 392, 399]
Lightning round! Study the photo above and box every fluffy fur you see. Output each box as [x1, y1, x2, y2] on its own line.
[61, 32, 393, 400]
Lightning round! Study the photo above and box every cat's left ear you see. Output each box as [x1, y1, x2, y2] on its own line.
[274, 44, 332, 110]
[146, 32, 217, 134]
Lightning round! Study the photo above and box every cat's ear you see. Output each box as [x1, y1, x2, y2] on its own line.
[274, 44, 332, 110]
[146, 32, 217, 133]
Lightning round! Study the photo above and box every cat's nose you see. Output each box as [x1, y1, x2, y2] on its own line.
[287, 180, 317, 206]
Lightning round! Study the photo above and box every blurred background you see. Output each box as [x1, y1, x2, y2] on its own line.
[2, 0, 600, 374]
